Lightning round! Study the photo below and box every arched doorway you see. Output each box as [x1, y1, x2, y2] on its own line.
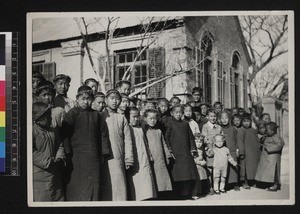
[230, 51, 240, 107]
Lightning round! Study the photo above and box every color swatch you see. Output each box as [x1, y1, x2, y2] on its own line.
[0, 34, 5, 172]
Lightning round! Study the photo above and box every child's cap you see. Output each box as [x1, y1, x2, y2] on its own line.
[84, 78, 99, 85]
[32, 71, 46, 81]
[120, 93, 129, 99]
[241, 112, 251, 120]
[192, 87, 202, 94]
[76, 85, 94, 97]
[115, 80, 131, 88]
[257, 120, 266, 126]
[35, 80, 55, 95]
[106, 89, 121, 98]
[53, 74, 71, 83]
[266, 121, 279, 130]
[192, 106, 201, 113]
[194, 133, 203, 139]
[94, 92, 105, 99]
[199, 102, 210, 108]
[32, 102, 51, 122]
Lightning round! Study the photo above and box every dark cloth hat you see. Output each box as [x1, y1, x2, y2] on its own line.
[106, 89, 121, 98]
[76, 86, 94, 97]
[115, 80, 131, 88]
[35, 80, 55, 95]
[242, 112, 251, 120]
[94, 92, 105, 99]
[32, 102, 51, 122]
[32, 71, 46, 81]
[53, 74, 71, 83]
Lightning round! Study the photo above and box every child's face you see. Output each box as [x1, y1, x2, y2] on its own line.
[119, 83, 131, 95]
[201, 105, 208, 115]
[106, 93, 121, 110]
[119, 97, 130, 111]
[258, 126, 266, 135]
[184, 106, 193, 118]
[266, 125, 275, 136]
[214, 104, 222, 114]
[145, 102, 155, 110]
[232, 108, 239, 115]
[38, 90, 53, 105]
[86, 81, 98, 94]
[136, 100, 142, 111]
[194, 111, 201, 122]
[233, 117, 241, 127]
[129, 110, 140, 127]
[242, 119, 251, 128]
[172, 107, 183, 121]
[36, 112, 52, 128]
[189, 102, 196, 108]
[92, 97, 106, 112]
[192, 92, 201, 102]
[170, 98, 180, 107]
[207, 112, 217, 124]
[145, 112, 157, 127]
[77, 94, 93, 110]
[262, 115, 271, 123]
[195, 137, 204, 149]
[157, 101, 169, 114]
[32, 77, 42, 90]
[54, 79, 70, 95]
[220, 114, 229, 126]
[214, 136, 224, 148]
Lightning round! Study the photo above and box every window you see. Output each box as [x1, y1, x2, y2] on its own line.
[230, 52, 240, 108]
[217, 60, 224, 103]
[230, 67, 235, 107]
[115, 49, 147, 85]
[32, 62, 56, 82]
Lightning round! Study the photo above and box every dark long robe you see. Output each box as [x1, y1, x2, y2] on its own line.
[222, 124, 238, 184]
[165, 117, 198, 182]
[61, 107, 111, 201]
[237, 127, 260, 180]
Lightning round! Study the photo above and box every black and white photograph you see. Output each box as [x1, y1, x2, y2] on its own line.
[26, 11, 294, 206]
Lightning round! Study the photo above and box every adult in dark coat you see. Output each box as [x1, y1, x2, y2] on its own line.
[62, 106, 111, 201]
[165, 108, 198, 199]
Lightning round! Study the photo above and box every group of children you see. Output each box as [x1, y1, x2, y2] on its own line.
[32, 71, 285, 202]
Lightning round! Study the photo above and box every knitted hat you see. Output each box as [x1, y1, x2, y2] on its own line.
[53, 74, 71, 83]
[32, 102, 51, 122]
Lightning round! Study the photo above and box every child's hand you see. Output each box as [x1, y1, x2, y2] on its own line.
[126, 165, 132, 170]
[199, 160, 206, 166]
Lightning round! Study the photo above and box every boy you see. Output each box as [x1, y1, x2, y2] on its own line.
[126, 107, 157, 200]
[261, 113, 271, 123]
[156, 98, 171, 135]
[232, 114, 242, 130]
[33, 102, 65, 201]
[52, 74, 77, 113]
[61, 86, 111, 201]
[169, 96, 181, 109]
[237, 112, 261, 189]
[192, 87, 202, 107]
[213, 102, 223, 116]
[115, 80, 131, 95]
[118, 93, 130, 115]
[100, 89, 134, 201]
[32, 71, 46, 102]
[92, 92, 106, 112]
[83, 78, 99, 95]
[201, 109, 223, 194]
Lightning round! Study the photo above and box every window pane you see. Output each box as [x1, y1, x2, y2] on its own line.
[119, 54, 125, 63]
[135, 77, 140, 84]
[127, 53, 133, 62]
[135, 66, 141, 76]
[140, 51, 147, 60]
[142, 65, 147, 76]
[118, 67, 124, 80]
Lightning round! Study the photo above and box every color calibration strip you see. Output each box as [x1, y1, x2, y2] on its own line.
[0, 32, 20, 176]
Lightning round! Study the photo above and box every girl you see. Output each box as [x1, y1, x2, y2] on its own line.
[100, 89, 134, 201]
[208, 134, 237, 194]
[61, 86, 111, 201]
[183, 104, 201, 136]
[33, 102, 65, 201]
[126, 107, 157, 200]
[143, 108, 173, 198]
[219, 111, 239, 191]
[255, 122, 285, 191]
[83, 78, 99, 95]
[165, 104, 198, 199]
[237, 112, 261, 189]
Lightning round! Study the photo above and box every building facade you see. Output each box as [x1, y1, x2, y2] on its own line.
[32, 16, 251, 108]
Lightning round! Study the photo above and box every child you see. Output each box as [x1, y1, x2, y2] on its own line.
[255, 122, 285, 191]
[201, 109, 223, 194]
[115, 80, 131, 95]
[126, 107, 157, 200]
[232, 114, 242, 130]
[165, 104, 198, 199]
[237, 112, 261, 189]
[186, 101, 196, 108]
[257, 120, 267, 146]
[100, 89, 134, 201]
[169, 96, 181, 109]
[191, 87, 202, 107]
[118, 93, 130, 115]
[32, 71, 46, 103]
[213, 102, 223, 116]
[83, 78, 99, 95]
[261, 113, 271, 123]
[156, 98, 171, 135]
[33, 102, 65, 201]
[61, 86, 111, 201]
[52, 74, 77, 113]
[35, 81, 66, 128]
[208, 134, 237, 194]
[194, 103, 209, 131]
[231, 107, 239, 116]
[219, 111, 239, 191]
[91, 92, 106, 112]
[183, 104, 200, 136]
[193, 134, 208, 198]
[143, 109, 173, 198]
